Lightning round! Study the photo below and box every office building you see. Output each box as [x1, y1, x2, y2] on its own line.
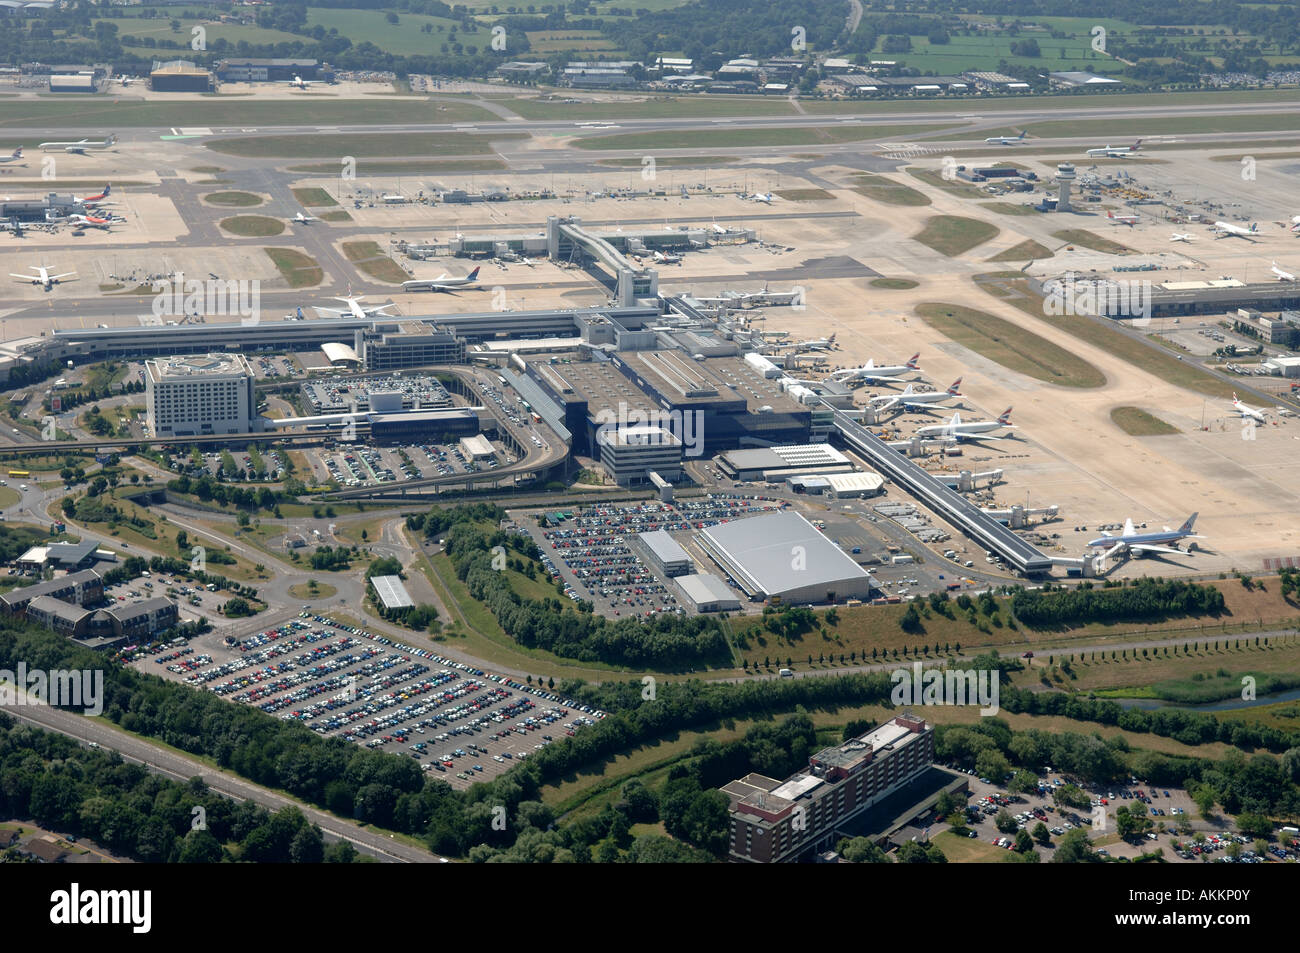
[723, 714, 935, 863]
[146, 353, 255, 437]
[0, 569, 103, 615]
[597, 424, 683, 485]
[634, 529, 693, 577]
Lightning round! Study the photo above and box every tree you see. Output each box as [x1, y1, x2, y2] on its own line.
[289, 824, 324, 863]
[839, 836, 890, 863]
[995, 809, 1018, 834]
[1052, 828, 1099, 863]
[1006, 769, 1039, 795]
[177, 828, 223, 863]
[975, 749, 1011, 783]
[1014, 829, 1034, 853]
[1031, 821, 1051, 846]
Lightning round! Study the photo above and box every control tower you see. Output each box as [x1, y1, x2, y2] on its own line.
[1056, 163, 1076, 212]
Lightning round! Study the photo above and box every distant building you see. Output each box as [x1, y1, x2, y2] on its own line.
[48, 73, 97, 93]
[150, 60, 213, 93]
[633, 529, 693, 577]
[356, 323, 467, 371]
[0, 569, 103, 615]
[216, 58, 324, 83]
[598, 424, 683, 485]
[497, 61, 549, 80]
[1050, 71, 1122, 87]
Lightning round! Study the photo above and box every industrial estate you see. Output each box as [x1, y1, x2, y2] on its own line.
[0, 2, 1298, 882]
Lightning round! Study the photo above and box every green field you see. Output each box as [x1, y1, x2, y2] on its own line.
[0, 98, 494, 129]
[1110, 406, 1180, 436]
[870, 277, 920, 290]
[595, 155, 738, 168]
[912, 215, 1000, 257]
[776, 188, 834, 201]
[219, 215, 283, 237]
[287, 158, 507, 174]
[263, 247, 322, 288]
[305, 9, 465, 55]
[572, 123, 959, 151]
[1051, 229, 1133, 255]
[525, 29, 619, 53]
[987, 238, 1052, 262]
[505, 95, 799, 121]
[851, 173, 931, 207]
[981, 201, 1039, 217]
[914, 301, 1106, 389]
[209, 132, 522, 158]
[1030, 113, 1300, 139]
[291, 187, 338, 208]
[203, 190, 263, 207]
[342, 241, 408, 284]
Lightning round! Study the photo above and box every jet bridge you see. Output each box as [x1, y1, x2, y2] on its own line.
[547, 215, 658, 306]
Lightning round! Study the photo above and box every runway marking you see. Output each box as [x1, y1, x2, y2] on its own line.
[177, 127, 213, 136]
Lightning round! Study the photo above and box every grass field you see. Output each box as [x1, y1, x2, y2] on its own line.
[1051, 229, 1133, 254]
[291, 187, 338, 208]
[775, 188, 834, 201]
[595, 155, 738, 167]
[1029, 113, 1300, 139]
[906, 168, 987, 197]
[288, 581, 338, 600]
[912, 215, 1000, 257]
[1110, 406, 1179, 436]
[342, 241, 408, 283]
[981, 201, 1039, 217]
[915, 301, 1106, 388]
[851, 173, 931, 207]
[319, 210, 353, 222]
[982, 277, 1239, 400]
[263, 247, 323, 288]
[525, 29, 619, 53]
[203, 190, 263, 207]
[987, 238, 1052, 262]
[287, 158, 507, 174]
[0, 98, 494, 129]
[208, 132, 523, 158]
[504, 95, 799, 121]
[572, 122, 959, 151]
[219, 215, 283, 237]
[871, 277, 920, 289]
[303, 8, 465, 55]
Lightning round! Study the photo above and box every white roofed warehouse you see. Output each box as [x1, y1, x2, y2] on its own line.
[697, 510, 876, 605]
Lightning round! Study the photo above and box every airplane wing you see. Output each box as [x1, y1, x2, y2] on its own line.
[314, 307, 347, 316]
[1128, 543, 1185, 556]
[1122, 518, 1136, 537]
[10, 274, 37, 280]
[874, 397, 902, 412]
[48, 272, 76, 281]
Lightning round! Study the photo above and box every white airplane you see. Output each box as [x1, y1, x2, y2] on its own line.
[1231, 392, 1270, 423]
[798, 332, 837, 351]
[1271, 261, 1296, 282]
[1088, 513, 1201, 556]
[66, 212, 114, 230]
[831, 353, 919, 383]
[1212, 221, 1259, 240]
[985, 131, 1026, 145]
[317, 290, 394, 319]
[292, 212, 320, 224]
[79, 184, 111, 207]
[520, 256, 536, 267]
[1291, 215, 1300, 233]
[915, 408, 1015, 442]
[1170, 233, 1194, 243]
[289, 75, 313, 89]
[1086, 139, 1142, 159]
[709, 222, 728, 235]
[401, 266, 482, 292]
[746, 192, 774, 204]
[871, 378, 962, 411]
[11, 265, 77, 290]
[0, 147, 23, 165]
[38, 135, 116, 154]
[1106, 210, 1138, 226]
[653, 250, 682, 264]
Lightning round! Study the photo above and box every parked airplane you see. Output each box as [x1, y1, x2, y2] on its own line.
[66, 213, 113, 230]
[1231, 392, 1270, 423]
[1, 217, 24, 236]
[985, 131, 1026, 145]
[39, 135, 116, 153]
[1086, 139, 1142, 159]
[797, 332, 837, 351]
[401, 266, 482, 292]
[1271, 261, 1296, 282]
[10, 265, 76, 290]
[831, 353, 920, 383]
[0, 147, 23, 165]
[915, 408, 1015, 441]
[871, 379, 962, 411]
[652, 250, 682, 264]
[746, 192, 774, 204]
[1212, 221, 1259, 240]
[289, 75, 313, 89]
[1107, 210, 1138, 226]
[317, 291, 394, 319]
[1291, 215, 1300, 233]
[1087, 513, 1201, 556]
[1170, 233, 1194, 243]
[79, 184, 111, 206]
[292, 212, 320, 223]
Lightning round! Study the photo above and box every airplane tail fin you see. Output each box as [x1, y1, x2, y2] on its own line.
[1132, 139, 1142, 150]
[947, 378, 962, 394]
[906, 353, 920, 368]
[997, 407, 1013, 424]
[467, 266, 481, 281]
[11, 147, 20, 158]
[1178, 512, 1198, 534]
[828, 333, 837, 344]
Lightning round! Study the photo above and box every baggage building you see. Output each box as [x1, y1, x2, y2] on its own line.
[723, 715, 935, 863]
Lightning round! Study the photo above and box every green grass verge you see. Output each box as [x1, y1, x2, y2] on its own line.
[291, 187, 339, 207]
[870, 277, 920, 290]
[342, 241, 408, 284]
[1110, 406, 1180, 436]
[208, 132, 524, 158]
[263, 247, 323, 288]
[987, 239, 1053, 262]
[572, 122, 959, 151]
[204, 190, 263, 207]
[851, 173, 931, 207]
[219, 215, 284, 237]
[914, 301, 1106, 388]
[1051, 229, 1133, 255]
[913, 215, 1000, 257]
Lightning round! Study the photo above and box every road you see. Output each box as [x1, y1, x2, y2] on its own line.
[3, 698, 444, 863]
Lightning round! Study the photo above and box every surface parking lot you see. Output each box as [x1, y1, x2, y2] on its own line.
[309, 440, 503, 487]
[129, 614, 605, 789]
[523, 494, 787, 618]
